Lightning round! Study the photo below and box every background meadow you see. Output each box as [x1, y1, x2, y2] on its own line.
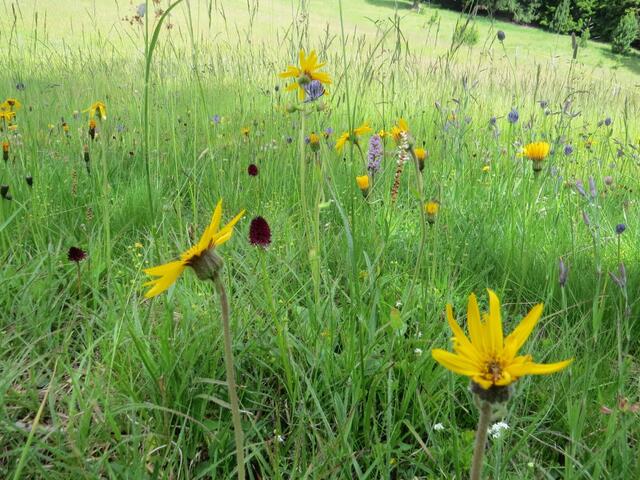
[0, 0, 639, 478]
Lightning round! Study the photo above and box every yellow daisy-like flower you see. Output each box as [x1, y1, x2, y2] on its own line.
[241, 127, 250, 137]
[2, 98, 22, 111]
[335, 122, 373, 151]
[391, 118, 409, 144]
[432, 290, 572, 390]
[424, 200, 439, 216]
[522, 141, 550, 162]
[482, 165, 491, 173]
[86, 101, 107, 120]
[414, 148, 427, 161]
[0, 110, 16, 122]
[356, 175, 370, 191]
[143, 200, 245, 298]
[279, 49, 332, 101]
[378, 129, 387, 139]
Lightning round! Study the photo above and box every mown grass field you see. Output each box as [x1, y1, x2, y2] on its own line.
[1, 0, 639, 478]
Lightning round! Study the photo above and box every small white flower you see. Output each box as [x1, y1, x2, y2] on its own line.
[416, 331, 423, 338]
[414, 348, 423, 356]
[527, 462, 535, 468]
[395, 300, 403, 309]
[433, 423, 445, 432]
[488, 421, 509, 439]
[276, 434, 285, 443]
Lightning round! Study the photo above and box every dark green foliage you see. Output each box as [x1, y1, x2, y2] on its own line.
[611, 11, 639, 53]
[420, 0, 640, 51]
[550, 0, 574, 33]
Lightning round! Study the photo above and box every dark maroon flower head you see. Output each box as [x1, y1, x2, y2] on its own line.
[247, 164, 259, 176]
[68, 246, 87, 263]
[249, 216, 271, 248]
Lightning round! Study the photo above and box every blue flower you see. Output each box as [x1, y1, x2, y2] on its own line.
[507, 108, 519, 124]
[564, 144, 573, 156]
[303, 80, 325, 103]
[615, 224, 626, 235]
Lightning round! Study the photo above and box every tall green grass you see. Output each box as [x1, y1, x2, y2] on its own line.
[0, 0, 638, 478]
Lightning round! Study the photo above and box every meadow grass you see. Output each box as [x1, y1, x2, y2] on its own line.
[0, 0, 639, 478]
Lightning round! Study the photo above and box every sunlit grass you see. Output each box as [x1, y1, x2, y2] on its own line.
[0, 0, 638, 478]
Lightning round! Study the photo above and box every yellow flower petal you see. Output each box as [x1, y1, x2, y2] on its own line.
[446, 304, 482, 362]
[505, 358, 573, 377]
[467, 293, 485, 354]
[432, 349, 481, 377]
[197, 200, 224, 250]
[486, 289, 503, 355]
[144, 260, 185, 277]
[143, 262, 186, 298]
[504, 303, 544, 359]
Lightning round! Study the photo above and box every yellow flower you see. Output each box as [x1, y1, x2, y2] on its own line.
[391, 118, 409, 144]
[378, 129, 387, 139]
[522, 141, 550, 162]
[241, 127, 250, 137]
[2, 98, 22, 111]
[86, 101, 107, 120]
[432, 290, 572, 389]
[308, 132, 320, 152]
[482, 165, 491, 173]
[143, 200, 245, 298]
[0, 108, 16, 122]
[356, 175, 370, 191]
[279, 49, 332, 101]
[414, 148, 427, 161]
[335, 122, 372, 151]
[424, 200, 439, 216]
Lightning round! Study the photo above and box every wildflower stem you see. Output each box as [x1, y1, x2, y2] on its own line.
[76, 263, 82, 297]
[214, 277, 245, 480]
[470, 400, 492, 480]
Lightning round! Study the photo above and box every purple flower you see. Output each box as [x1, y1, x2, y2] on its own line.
[575, 179, 587, 197]
[367, 134, 383, 174]
[588, 176, 597, 199]
[303, 80, 325, 103]
[610, 263, 627, 289]
[604, 117, 612, 127]
[582, 211, 591, 227]
[324, 127, 333, 137]
[564, 144, 574, 156]
[212, 114, 221, 125]
[489, 116, 497, 126]
[507, 108, 519, 124]
[615, 223, 626, 235]
[559, 258, 568, 287]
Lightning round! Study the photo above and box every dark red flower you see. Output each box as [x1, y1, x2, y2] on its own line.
[68, 246, 87, 263]
[249, 216, 271, 247]
[247, 164, 259, 176]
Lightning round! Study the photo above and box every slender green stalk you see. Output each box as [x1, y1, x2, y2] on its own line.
[214, 277, 245, 480]
[470, 401, 492, 480]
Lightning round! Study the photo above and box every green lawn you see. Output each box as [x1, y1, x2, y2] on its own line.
[0, 0, 639, 478]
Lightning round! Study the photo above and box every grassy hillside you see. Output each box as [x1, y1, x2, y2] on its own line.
[0, 0, 638, 479]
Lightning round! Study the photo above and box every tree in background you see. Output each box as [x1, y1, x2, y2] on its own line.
[549, 0, 574, 33]
[611, 10, 639, 53]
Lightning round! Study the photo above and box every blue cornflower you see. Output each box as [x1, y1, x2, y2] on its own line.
[615, 224, 626, 235]
[507, 108, 519, 124]
[564, 144, 574, 156]
[303, 80, 325, 103]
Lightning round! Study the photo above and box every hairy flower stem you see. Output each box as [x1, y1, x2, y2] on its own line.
[470, 401, 492, 480]
[214, 277, 245, 480]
